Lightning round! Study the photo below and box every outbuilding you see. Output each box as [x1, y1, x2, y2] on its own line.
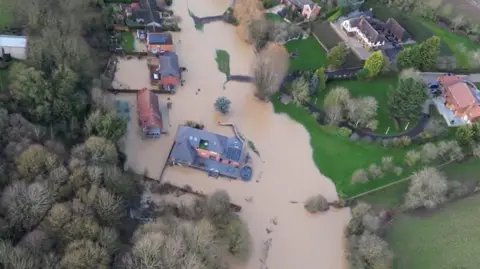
[0, 35, 27, 60]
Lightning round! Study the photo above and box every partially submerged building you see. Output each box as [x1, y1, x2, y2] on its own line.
[150, 51, 180, 91]
[136, 88, 169, 138]
[169, 125, 253, 180]
[147, 32, 173, 53]
[124, 0, 162, 30]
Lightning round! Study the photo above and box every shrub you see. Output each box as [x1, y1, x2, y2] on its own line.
[368, 164, 383, 179]
[304, 194, 329, 213]
[338, 127, 352, 137]
[405, 150, 420, 167]
[357, 231, 393, 266]
[355, 68, 369, 80]
[361, 136, 373, 143]
[350, 133, 360, 141]
[214, 97, 231, 114]
[400, 136, 411, 147]
[381, 156, 394, 171]
[351, 169, 369, 184]
[16, 144, 48, 181]
[456, 125, 474, 145]
[393, 166, 403, 176]
[381, 139, 392, 148]
[330, 199, 346, 208]
[185, 120, 204, 129]
[225, 219, 250, 259]
[351, 202, 372, 218]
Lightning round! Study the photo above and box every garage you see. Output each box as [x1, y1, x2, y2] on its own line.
[0, 35, 27, 60]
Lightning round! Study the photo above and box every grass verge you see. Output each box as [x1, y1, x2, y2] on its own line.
[387, 193, 480, 269]
[215, 49, 230, 80]
[264, 12, 284, 22]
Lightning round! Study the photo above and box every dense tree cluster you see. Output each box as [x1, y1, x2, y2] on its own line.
[253, 43, 289, 100]
[396, 36, 441, 71]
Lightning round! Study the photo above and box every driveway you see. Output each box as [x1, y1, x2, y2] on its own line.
[432, 97, 469, 127]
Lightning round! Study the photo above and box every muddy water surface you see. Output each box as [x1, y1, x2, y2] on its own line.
[116, 0, 351, 268]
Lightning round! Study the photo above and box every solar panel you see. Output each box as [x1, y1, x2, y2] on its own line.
[225, 147, 242, 162]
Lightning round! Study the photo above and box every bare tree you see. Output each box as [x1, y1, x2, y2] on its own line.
[42, 203, 73, 233]
[83, 136, 118, 164]
[404, 167, 448, 209]
[233, 0, 264, 26]
[368, 164, 383, 179]
[1, 181, 53, 229]
[324, 87, 350, 108]
[357, 231, 393, 267]
[16, 144, 49, 182]
[325, 105, 343, 125]
[253, 43, 289, 101]
[304, 194, 329, 213]
[291, 77, 310, 105]
[420, 143, 439, 164]
[93, 188, 125, 226]
[346, 97, 378, 127]
[206, 190, 234, 229]
[451, 15, 465, 31]
[59, 239, 109, 269]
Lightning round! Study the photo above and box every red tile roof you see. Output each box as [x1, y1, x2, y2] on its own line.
[445, 82, 476, 109]
[438, 75, 461, 87]
[137, 88, 162, 129]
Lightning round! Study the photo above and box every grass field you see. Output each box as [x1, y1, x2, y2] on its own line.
[312, 77, 407, 135]
[0, 68, 9, 93]
[285, 36, 327, 71]
[272, 96, 413, 197]
[387, 193, 480, 269]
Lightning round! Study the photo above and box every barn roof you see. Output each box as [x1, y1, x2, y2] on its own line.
[0, 35, 27, 48]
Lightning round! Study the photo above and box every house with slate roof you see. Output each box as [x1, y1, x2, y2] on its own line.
[147, 32, 173, 53]
[341, 17, 386, 49]
[150, 51, 180, 91]
[125, 0, 162, 30]
[169, 125, 251, 179]
[383, 18, 411, 43]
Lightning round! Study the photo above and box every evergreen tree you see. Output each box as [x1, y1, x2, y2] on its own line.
[418, 36, 441, 71]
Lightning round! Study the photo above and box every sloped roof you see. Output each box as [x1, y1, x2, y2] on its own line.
[357, 18, 385, 44]
[289, 0, 314, 8]
[384, 18, 410, 41]
[446, 82, 477, 109]
[438, 75, 462, 87]
[159, 52, 180, 78]
[0, 35, 27, 48]
[147, 32, 172, 45]
[136, 88, 162, 129]
[132, 0, 162, 24]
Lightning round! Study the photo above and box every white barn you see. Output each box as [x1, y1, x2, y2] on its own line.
[0, 35, 27, 60]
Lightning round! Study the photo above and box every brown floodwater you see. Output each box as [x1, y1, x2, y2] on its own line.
[115, 0, 351, 268]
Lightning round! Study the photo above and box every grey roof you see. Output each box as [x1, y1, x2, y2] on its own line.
[0, 35, 27, 48]
[384, 18, 410, 42]
[133, 0, 162, 25]
[349, 18, 385, 44]
[289, 0, 314, 8]
[159, 52, 180, 78]
[171, 125, 245, 164]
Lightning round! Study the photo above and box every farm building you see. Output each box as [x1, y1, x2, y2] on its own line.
[0, 35, 27, 60]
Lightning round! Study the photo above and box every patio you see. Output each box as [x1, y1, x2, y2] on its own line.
[432, 97, 469, 127]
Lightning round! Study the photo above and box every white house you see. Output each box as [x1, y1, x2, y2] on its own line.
[0, 35, 27, 60]
[341, 17, 385, 49]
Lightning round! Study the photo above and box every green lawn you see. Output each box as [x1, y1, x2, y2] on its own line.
[121, 32, 135, 52]
[387, 194, 480, 269]
[0, 68, 8, 93]
[272, 96, 411, 197]
[312, 77, 407, 135]
[284, 36, 327, 71]
[422, 21, 480, 68]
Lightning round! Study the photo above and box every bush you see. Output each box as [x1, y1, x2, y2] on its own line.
[381, 156, 394, 171]
[206, 190, 234, 228]
[351, 169, 369, 184]
[327, 7, 344, 22]
[338, 127, 352, 137]
[185, 120, 204, 129]
[225, 219, 250, 259]
[355, 68, 369, 80]
[304, 194, 329, 213]
[456, 125, 474, 145]
[214, 97, 231, 114]
[368, 164, 383, 179]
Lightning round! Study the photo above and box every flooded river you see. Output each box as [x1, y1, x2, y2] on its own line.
[116, 0, 351, 268]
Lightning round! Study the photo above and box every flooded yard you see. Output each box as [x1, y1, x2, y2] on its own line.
[116, 0, 351, 268]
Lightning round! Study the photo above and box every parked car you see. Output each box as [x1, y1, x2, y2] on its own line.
[136, 30, 146, 41]
[428, 83, 439, 89]
[431, 88, 441, 95]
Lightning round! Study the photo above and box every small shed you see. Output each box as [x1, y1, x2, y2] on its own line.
[0, 35, 27, 60]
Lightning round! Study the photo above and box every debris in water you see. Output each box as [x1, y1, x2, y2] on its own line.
[266, 228, 273, 234]
[271, 217, 278, 225]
